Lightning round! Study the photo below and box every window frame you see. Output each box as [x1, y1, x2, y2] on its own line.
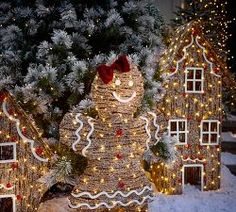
[182, 164, 204, 191]
[0, 194, 16, 212]
[185, 67, 204, 93]
[168, 119, 188, 145]
[0, 142, 17, 163]
[200, 120, 220, 145]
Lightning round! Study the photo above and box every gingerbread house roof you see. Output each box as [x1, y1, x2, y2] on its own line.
[160, 21, 235, 88]
[0, 90, 52, 159]
[0, 90, 52, 211]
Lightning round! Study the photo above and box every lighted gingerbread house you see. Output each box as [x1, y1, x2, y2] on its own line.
[0, 90, 51, 211]
[151, 21, 223, 194]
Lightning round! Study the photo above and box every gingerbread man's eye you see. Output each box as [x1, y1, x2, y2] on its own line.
[128, 80, 134, 87]
[115, 79, 121, 86]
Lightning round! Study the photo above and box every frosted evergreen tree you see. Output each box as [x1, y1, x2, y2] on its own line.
[0, 0, 165, 140]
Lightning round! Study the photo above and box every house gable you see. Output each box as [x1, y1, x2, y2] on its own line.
[152, 21, 222, 195]
[0, 90, 51, 211]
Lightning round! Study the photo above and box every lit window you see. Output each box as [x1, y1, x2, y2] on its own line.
[168, 119, 188, 144]
[0, 142, 16, 163]
[185, 67, 204, 93]
[200, 120, 219, 145]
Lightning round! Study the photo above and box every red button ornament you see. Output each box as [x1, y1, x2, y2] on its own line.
[16, 194, 23, 201]
[6, 183, 12, 188]
[35, 147, 44, 156]
[11, 162, 18, 170]
[116, 153, 122, 160]
[10, 136, 17, 142]
[0, 94, 6, 102]
[170, 67, 176, 73]
[116, 129, 123, 137]
[118, 181, 125, 189]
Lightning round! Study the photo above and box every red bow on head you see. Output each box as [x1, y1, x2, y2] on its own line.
[97, 55, 130, 84]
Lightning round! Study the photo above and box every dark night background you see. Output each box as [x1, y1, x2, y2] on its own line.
[227, 0, 236, 74]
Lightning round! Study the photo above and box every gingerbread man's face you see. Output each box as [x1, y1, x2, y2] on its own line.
[91, 64, 144, 120]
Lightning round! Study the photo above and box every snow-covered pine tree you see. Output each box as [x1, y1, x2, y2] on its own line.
[0, 0, 166, 140]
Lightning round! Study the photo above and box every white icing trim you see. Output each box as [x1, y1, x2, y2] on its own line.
[148, 112, 160, 143]
[2, 101, 48, 162]
[0, 194, 16, 212]
[112, 91, 136, 103]
[0, 184, 15, 190]
[68, 195, 153, 209]
[200, 120, 220, 146]
[72, 185, 152, 199]
[168, 119, 188, 145]
[140, 116, 151, 150]
[0, 142, 17, 163]
[195, 36, 221, 77]
[184, 67, 204, 93]
[182, 157, 205, 163]
[81, 117, 94, 157]
[73, 113, 83, 151]
[169, 34, 194, 77]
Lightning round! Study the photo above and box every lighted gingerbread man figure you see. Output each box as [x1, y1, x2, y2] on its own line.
[60, 55, 158, 211]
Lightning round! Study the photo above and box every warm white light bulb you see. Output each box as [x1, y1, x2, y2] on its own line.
[128, 80, 134, 87]
[115, 79, 121, 86]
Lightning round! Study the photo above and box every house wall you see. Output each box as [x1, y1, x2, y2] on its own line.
[152, 32, 222, 194]
[0, 95, 49, 211]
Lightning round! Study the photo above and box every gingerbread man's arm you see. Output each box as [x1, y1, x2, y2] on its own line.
[139, 112, 162, 149]
[59, 112, 94, 156]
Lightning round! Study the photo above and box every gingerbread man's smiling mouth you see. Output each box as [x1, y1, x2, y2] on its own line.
[112, 91, 136, 103]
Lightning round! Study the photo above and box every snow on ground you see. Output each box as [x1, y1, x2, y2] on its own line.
[221, 152, 236, 165]
[226, 114, 236, 121]
[221, 132, 236, 142]
[149, 165, 236, 212]
[38, 197, 73, 212]
[39, 164, 236, 212]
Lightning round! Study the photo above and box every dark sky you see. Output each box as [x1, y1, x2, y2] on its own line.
[227, 0, 236, 73]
